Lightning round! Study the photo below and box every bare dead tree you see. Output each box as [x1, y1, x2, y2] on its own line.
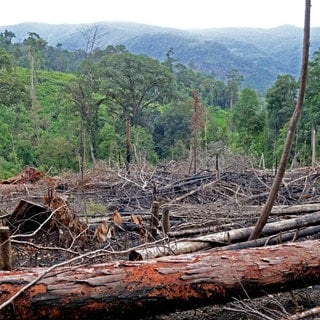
[249, 0, 311, 240]
[79, 24, 108, 57]
[190, 90, 204, 174]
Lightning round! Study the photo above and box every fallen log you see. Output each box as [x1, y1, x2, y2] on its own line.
[130, 211, 320, 260]
[0, 166, 45, 184]
[0, 240, 319, 320]
[220, 225, 320, 251]
[245, 203, 320, 215]
[163, 170, 213, 191]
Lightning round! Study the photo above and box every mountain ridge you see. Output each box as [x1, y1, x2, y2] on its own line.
[1, 22, 319, 92]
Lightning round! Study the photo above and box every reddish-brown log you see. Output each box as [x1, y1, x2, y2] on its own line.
[0, 166, 45, 184]
[0, 240, 319, 320]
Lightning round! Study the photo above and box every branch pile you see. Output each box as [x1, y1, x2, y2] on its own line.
[0, 165, 319, 319]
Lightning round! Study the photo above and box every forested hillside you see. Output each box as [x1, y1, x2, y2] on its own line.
[0, 26, 320, 178]
[2, 22, 320, 92]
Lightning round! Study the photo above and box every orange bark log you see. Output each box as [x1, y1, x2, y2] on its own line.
[1, 240, 319, 319]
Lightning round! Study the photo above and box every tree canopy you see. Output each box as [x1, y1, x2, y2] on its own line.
[0, 28, 318, 176]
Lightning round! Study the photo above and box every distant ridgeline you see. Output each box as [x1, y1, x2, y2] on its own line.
[2, 22, 320, 92]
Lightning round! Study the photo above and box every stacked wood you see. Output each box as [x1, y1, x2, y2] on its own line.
[0, 240, 319, 320]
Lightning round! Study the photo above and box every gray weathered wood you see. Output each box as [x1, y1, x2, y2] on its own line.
[130, 211, 320, 260]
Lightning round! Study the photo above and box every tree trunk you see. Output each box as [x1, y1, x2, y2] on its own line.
[125, 116, 131, 174]
[130, 211, 320, 260]
[312, 125, 316, 167]
[0, 240, 319, 320]
[89, 140, 96, 167]
[0, 226, 12, 271]
[220, 225, 320, 251]
[249, 0, 311, 240]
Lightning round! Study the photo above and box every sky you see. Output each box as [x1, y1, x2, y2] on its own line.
[1, 0, 319, 29]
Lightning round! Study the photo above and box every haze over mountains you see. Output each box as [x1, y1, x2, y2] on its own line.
[2, 22, 320, 92]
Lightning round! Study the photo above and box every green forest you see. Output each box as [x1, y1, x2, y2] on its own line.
[0, 28, 320, 178]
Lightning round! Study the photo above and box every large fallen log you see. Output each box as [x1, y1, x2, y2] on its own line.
[0, 240, 319, 320]
[130, 211, 320, 260]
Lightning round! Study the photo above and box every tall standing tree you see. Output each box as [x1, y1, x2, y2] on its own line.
[23, 32, 47, 92]
[249, 0, 311, 240]
[0, 30, 15, 52]
[265, 74, 298, 167]
[79, 24, 107, 58]
[231, 88, 266, 156]
[190, 90, 204, 173]
[266, 74, 298, 138]
[68, 26, 109, 171]
[23, 32, 47, 141]
[163, 47, 175, 72]
[69, 60, 100, 168]
[226, 69, 243, 109]
[98, 52, 176, 172]
[0, 48, 13, 73]
[301, 49, 320, 164]
[153, 101, 193, 160]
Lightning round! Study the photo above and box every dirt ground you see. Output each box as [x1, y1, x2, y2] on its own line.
[1, 159, 320, 319]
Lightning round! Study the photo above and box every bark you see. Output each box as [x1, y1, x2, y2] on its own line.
[191, 90, 200, 174]
[174, 179, 217, 202]
[311, 125, 316, 167]
[1, 240, 319, 320]
[0, 226, 12, 270]
[150, 201, 160, 237]
[89, 140, 96, 167]
[284, 305, 320, 320]
[130, 211, 320, 260]
[125, 116, 131, 174]
[160, 170, 214, 194]
[162, 207, 170, 234]
[220, 225, 320, 251]
[245, 203, 320, 215]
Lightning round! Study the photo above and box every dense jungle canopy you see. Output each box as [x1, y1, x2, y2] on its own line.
[0, 27, 320, 177]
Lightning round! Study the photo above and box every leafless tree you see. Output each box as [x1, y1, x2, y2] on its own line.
[80, 24, 108, 57]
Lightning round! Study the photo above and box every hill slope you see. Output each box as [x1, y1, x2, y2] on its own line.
[2, 22, 320, 92]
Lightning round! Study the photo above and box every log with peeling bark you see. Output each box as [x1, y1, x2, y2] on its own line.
[130, 211, 320, 260]
[0, 240, 319, 320]
[220, 225, 320, 251]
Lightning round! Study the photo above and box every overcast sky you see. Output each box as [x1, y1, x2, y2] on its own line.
[1, 0, 319, 29]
